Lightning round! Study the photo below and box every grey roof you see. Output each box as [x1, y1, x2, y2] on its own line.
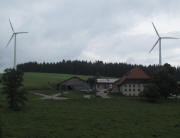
[96, 78, 119, 83]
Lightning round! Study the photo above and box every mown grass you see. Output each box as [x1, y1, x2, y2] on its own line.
[0, 72, 180, 138]
[0, 93, 180, 138]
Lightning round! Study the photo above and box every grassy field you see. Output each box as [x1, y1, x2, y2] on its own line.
[23, 72, 92, 90]
[0, 72, 91, 90]
[0, 72, 180, 138]
[0, 93, 180, 138]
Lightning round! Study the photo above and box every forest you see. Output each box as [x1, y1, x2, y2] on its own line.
[17, 60, 180, 81]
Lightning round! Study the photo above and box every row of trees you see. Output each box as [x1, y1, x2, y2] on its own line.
[17, 60, 180, 80]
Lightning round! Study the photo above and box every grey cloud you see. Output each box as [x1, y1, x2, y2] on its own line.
[1, 0, 180, 72]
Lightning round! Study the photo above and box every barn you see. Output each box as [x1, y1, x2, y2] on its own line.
[57, 77, 90, 91]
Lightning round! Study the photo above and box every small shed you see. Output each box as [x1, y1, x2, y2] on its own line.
[57, 77, 90, 91]
[96, 78, 119, 91]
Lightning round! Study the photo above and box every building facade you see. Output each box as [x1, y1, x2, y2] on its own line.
[96, 78, 119, 91]
[119, 80, 149, 96]
[113, 67, 150, 96]
[57, 77, 90, 91]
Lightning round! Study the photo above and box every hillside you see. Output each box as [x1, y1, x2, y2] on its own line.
[0, 72, 92, 90]
[23, 72, 92, 90]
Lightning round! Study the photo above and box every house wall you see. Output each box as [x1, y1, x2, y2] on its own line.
[120, 83, 144, 96]
[60, 78, 90, 91]
[96, 83, 113, 91]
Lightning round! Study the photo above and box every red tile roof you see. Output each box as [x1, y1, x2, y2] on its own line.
[126, 67, 150, 79]
[116, 67, 150, 86]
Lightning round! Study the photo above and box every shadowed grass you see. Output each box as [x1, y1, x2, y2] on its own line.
[0, 93, 180, 138]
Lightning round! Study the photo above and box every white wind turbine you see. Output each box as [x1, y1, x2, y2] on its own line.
[149, 22, 178, 66]
[6, 18, 28, 69]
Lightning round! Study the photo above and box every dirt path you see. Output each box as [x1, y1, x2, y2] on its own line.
[33, 92, 71, 100]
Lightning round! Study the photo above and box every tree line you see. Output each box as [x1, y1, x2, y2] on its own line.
[17, 60, 180, 80]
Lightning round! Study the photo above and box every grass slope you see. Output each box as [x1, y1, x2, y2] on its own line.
[23, 72, 91, 90]
[0, 72, 91, 90]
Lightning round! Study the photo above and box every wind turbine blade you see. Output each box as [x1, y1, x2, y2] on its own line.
[149, 39, 159, 53]
[152, 22, 160, 37]
[161, 37, 179, 39]
[5, 34, 14, 47]
[9, 18, 15, 33]
[16, 32, 28, 34]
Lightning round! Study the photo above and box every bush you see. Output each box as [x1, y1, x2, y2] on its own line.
[172, 83, 180, 96]
[143, 84, 161, 102]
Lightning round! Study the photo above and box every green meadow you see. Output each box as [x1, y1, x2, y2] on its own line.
[0, 72, 180, 138]
[22, 72, 91, 90]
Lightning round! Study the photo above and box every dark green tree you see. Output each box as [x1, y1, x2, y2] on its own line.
[173, 84, 180, 97]
[152, 63, 177, 99]
[143, 84, 161, 102]
[2, 69, 27, 111]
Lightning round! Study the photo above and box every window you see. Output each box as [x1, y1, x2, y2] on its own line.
[109, 84, 113, 88]
[129, 89, 131, 91]
[138, 89, 140, 91]
[133, 84, 135, 87]
[129, 84, 131, 87]
[104, 84, 107, 89]
[133, 89, 135, 91]
[124, 84, 127, 87]
[125, 89, 127, 91]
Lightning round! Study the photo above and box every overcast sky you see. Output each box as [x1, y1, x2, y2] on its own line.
[1, 0, 180, 71]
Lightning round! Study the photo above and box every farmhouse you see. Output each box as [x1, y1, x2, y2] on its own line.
[96, 78, 119, 91]
[112, 67, 150, 96]
[57, 77, 90, 91]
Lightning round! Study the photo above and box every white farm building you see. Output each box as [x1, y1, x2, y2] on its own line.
[112, 67, 150, 96]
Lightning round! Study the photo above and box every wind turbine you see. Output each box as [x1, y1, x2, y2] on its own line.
[149, 22, 178, 66]
[6, 18, 28, 69]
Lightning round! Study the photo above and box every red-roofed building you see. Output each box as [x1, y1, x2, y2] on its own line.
[112, 67, 150, 96]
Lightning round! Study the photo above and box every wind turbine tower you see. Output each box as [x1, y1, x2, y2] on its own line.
[6, 18, 28, 69]
[149, 22, 178, 66]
